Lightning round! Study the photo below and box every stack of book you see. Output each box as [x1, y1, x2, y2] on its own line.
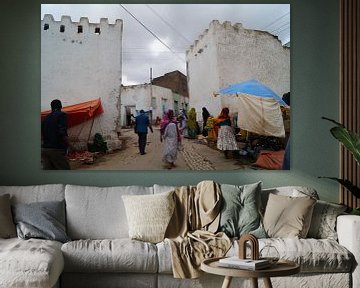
[218, 257, 271, 270]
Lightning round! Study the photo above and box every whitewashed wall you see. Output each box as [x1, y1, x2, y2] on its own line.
[120, 84, 185, 126]
[187, 20, 290, 120]
[41, 14, 123, 141]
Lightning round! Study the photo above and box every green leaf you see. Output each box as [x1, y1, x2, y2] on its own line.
[322, 117, 360, 165]
[330, 126, 360, 165]
[318, 177, 360, 198]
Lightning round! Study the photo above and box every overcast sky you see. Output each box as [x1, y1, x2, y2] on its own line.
[41, 4, 290, 86]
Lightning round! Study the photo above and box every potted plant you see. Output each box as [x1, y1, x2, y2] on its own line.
[320, 117, 360, 215]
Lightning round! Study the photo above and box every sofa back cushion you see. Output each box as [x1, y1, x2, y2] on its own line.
[65, 185, 153, 239]
[0, 184, 65, 204]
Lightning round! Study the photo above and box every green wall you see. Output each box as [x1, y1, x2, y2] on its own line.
[0, 0, 340, 203]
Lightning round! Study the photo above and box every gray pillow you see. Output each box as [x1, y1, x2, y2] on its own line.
[307, 200, 347, 240]
[218, 182, 266, 238]
[0, 194, 16, 238]
[12, 200, 70, 243]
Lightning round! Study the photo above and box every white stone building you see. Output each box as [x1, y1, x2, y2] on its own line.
[41, 14, 123, 144]
[120, 84, 188, 127]
[186, 20, 290, 119]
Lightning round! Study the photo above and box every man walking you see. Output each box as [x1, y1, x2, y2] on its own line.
[134, 110, 153, 155]
[41, 99, 71, 169]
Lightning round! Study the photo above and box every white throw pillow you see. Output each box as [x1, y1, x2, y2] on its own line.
[122, 191, 175, 243]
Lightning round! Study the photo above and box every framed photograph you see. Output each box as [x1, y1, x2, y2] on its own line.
[41, 4, 290, 171]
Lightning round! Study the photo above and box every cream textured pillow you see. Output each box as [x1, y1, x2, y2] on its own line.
[122, 191, 175, 243]
[0, 194, 16, 238]
[263, 193, 316, 238]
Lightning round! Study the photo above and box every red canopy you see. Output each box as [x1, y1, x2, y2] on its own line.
[41, 98, 104, 128]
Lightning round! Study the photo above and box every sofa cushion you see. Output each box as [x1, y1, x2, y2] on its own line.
[61, 273, 157, 288]
[61, 239, 158, 273]
[12, 200, 70, 243]
[158, 237, 353, 274]
[153, 184, 177, 194]
[0, 238, 64, 288]
[260, 238, 353, 273]
[218, 182, 266, 238]
[65, 185, 153, 239]
[0, 194, 16, 238]
[307, 200, 347, 240]
[0, 184, 65, 204]
[263, 193, 316, 238]
[122, 191, 175, 243]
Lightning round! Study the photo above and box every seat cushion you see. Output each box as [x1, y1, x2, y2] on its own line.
[65, 185, 153, 239]
[0, 238, 64, 288]
[226, 238, 354, 273]
[61, 239, 158, 273]
[158, 238, 354, 275]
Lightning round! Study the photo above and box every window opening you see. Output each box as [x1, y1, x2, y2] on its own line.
[44, 24, 49, 30]
[78, 25, 83, 33]
[95, 27, 101, 34]
[60, 25, 65, 33]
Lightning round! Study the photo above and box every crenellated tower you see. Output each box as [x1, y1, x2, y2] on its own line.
[41, 14, 123, 146]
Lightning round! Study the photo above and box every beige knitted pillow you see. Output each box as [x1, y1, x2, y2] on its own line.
[122, 191, 175, 243]
[263, 193, 316, 238]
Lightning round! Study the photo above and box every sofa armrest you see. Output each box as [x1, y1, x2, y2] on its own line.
[337, 215, 360, 288]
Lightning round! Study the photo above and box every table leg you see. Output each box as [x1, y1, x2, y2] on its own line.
[222, 276, 233, 288]
[263, 277, 273, 288]
[251, 278, 258, 288]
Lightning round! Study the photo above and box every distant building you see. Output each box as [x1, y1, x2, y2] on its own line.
[152, 70, 189, 98]
[186, 20, 290, 119]
[120, 84, 188, 127]
[41, 14, 123, 146]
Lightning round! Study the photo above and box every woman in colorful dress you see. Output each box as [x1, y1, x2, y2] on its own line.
[161, 110, 181, 169]
[187, 107, 198, 139]
[215, 107, 238, 158]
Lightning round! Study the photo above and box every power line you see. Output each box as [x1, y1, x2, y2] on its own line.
[119, 4, 185, 62]
[261, 11, 290, 31]
[145, 4, 192, 46]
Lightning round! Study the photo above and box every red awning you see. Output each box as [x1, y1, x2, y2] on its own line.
[41, 98, 104, 128]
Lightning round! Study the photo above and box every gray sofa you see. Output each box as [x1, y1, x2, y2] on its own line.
[0, 183, 359, 288]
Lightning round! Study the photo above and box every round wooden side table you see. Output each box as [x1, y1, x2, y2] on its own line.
[201, 257, 300, 288]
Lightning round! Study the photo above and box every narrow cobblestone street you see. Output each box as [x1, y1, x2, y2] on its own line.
[76, 127, 251, 170]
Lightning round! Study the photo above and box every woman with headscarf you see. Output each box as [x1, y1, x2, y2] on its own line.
[215, 107, 238, 158]
[161, 110, 181, 169]
[187, 107, 198, 139]
[201, 107, 211, 137]
[178, 109, 188, 139]
[160, 109, 173, 137]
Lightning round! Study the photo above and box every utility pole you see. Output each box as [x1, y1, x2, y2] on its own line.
[149, 67, 153, 123]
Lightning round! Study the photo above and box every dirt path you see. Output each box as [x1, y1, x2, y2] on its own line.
[78, 128, 188, 170]
[76, 127, 254, 171]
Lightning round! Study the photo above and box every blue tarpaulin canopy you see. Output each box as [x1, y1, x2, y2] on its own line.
[217, 79, 288, 137]
[219, 79, 288, 107]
